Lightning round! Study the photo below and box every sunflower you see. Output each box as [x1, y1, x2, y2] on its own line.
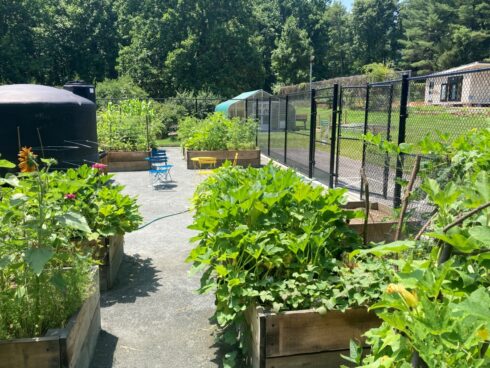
[18, 147, 38, 173]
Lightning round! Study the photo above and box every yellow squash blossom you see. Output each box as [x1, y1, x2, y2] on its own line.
[386, 283, 419, 308]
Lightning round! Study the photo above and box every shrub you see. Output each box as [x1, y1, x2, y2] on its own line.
[96, 75, 148, 107]
[174, 89, 222, 118]
[179, 113, 257, 151]
[152, 101, 188, 138]
[97, 99, 162, 151]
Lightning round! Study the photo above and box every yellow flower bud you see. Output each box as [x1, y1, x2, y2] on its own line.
[477, 327, 489, 341]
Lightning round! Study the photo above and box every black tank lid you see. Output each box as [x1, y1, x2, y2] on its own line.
[0, 84, 94, 105]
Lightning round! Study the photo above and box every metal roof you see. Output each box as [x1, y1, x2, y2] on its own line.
[215, 90, 264, 115]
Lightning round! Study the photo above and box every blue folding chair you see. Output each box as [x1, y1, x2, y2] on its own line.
[149, 165, 173, 186]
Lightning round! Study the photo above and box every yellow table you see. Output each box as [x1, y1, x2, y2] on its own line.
[190, 156, 217, 170]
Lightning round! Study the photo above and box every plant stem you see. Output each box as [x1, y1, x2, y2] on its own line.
[360, 169, 369, 246]
[395, 155, 421, 241]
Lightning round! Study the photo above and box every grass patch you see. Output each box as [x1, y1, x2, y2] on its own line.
[156, 135, 181, 147]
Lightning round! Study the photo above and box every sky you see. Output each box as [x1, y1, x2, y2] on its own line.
[340, 0, 354, 9]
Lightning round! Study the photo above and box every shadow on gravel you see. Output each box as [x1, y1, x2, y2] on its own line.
[90, 330, 118, 368]
[101, 254, 161, 307]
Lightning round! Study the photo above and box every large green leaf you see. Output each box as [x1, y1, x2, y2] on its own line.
[349, 241, 415, 259]
[55, 211, 91, 233]
[468, 226, 490, 245]
[25, 247, 53, 275]
[452, 288, 490, 322]
[0, 159, 15, 169]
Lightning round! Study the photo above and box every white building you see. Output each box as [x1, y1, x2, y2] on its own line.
[425, 62, 490, 106]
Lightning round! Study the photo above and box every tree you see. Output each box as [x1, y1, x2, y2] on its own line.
[351, 0, 401, 70]
[323, 2, 354, 77]
[33, 0, 119, 84]
[271, 16, 313, 85]
[0, 0, 36, 83]
[399, 0, 456, 74]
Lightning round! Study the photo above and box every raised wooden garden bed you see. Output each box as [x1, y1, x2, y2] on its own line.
[186, 149, 261, 169]
[101, 151, 150, 172]
[245, 306, 380, 368]
[99, 234, 124, 291]
[0, 268, 101, 368]
[345, 201, 417, 242]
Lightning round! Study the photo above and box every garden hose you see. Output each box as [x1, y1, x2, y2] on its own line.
[137, 209, 191, 230]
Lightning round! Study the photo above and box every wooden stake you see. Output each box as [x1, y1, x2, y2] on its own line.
[360, 168, 370, 245]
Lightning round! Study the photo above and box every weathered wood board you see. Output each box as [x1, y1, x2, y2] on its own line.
[101, 151, 150, 172]
[245, 306, 379, 368]
[0, 268, 101, 368]
[345, 201, 418, 242]
[99, 234, 124, 291]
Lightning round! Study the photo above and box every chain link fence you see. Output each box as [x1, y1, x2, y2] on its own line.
[256, 67, 490, 214]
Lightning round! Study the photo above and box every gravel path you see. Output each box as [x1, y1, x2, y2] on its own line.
[90, 147, 218, 368]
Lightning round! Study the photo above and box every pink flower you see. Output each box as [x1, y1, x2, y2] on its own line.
[65, 193, 76, 200]
[91, 163, 107, 170]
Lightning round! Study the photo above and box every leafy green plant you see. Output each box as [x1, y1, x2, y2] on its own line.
[347, 128, 490, 367]
[179, 112, 257, 151]
[0, 157, 95, 339]
[187, 163, 393, 365]
[97, 99, 162, 151]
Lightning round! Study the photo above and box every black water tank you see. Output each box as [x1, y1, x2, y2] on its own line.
[63, 81, 96, 103]
[0, 84, 98, 169]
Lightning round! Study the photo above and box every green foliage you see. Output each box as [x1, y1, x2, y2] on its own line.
[188, 163, 393, 366]
[0, 161, 94, 339]
[152, 101, 188, 138]
[349, 128, 490, 367]
[45, 165, 142, 237]
[97, 99, 162, 151]
[2, 0, 489, 94]
[172, 90, 222, 118]
[96, 75, 148, 103]
[179, 113, 257, 151]
[400, 0, 490, 74]
[0, 156, 142, 340]
[188, 164, 368, 322]
[362, 63, 397, 82]
[271, 16, 313, 85]
[351, 0, 401, 69]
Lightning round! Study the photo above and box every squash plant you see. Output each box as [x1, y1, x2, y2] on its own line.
[345, 129, 490, 367]
[187, 163, 393, 365]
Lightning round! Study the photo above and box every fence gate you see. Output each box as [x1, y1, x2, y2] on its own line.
[335, 86, 368, 192]
[312, 87, 336, 186]
[361, 83, 397, 200]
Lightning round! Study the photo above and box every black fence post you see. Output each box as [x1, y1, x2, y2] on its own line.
[284, 95, 289, 163]
[335, 87, 343, 186]
[245, 99, 248, 119]
[268, 97, 272, 156]
[255, 98, 259, 146]
[329, 84, 339, 188]
[195, 97, 198, 116]
[308, 89, 317, 178]
[394, 74, 409, 208]
[361, 84, 370, 199]
[383, 83, 394, 199]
